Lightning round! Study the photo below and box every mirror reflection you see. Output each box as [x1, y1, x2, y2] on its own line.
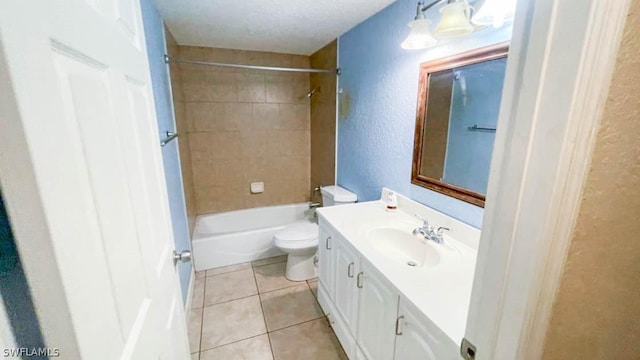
[412, 43, 509, 207]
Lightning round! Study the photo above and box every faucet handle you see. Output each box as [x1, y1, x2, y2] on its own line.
[414, 214, 429, 227]
[436, 227, 450, 235]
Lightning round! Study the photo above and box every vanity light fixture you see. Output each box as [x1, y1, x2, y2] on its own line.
[401, 18, 438, 50]
[401, 0, 515, 50]
[471, 0, 517, 28]
[434, 1, 474, 38]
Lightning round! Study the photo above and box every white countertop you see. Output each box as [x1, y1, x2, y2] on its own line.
[317, 191, 479, 345]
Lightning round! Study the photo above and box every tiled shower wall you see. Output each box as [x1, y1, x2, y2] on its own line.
[166, 29, 197, 234]
[177, 46, 312, 214]
[310, 41, 337, 202]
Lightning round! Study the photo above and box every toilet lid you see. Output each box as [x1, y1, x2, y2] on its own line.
[274, 223, 319, 242]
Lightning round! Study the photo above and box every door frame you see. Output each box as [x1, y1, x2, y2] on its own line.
[465, 0, 632, 358]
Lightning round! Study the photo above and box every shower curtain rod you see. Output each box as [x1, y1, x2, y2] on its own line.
[164, 55, 340, 75]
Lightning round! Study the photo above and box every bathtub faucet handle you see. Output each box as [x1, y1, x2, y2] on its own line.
[309, 202, 321, 209]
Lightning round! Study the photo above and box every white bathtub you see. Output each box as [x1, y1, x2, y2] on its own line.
[192, 203, 312, 271]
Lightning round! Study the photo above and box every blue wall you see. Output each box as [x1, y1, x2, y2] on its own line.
[443, 58, 507, 194]
[140, 0, 192, 303]
[337, 0, 512, 228]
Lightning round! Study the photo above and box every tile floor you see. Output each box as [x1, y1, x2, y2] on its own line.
[189, 255, 346, 360]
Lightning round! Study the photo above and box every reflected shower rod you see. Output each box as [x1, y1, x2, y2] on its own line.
[164, 55, 340, 75]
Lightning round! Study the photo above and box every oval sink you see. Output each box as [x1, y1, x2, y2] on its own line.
[366, 227, 441, 268]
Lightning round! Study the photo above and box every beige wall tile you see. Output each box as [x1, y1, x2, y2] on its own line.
[224, 103, 253, 130]
[175, 45, 312, 215]
[309, 40, 337, 194]
[209, 131, 243, 160]
[263, 52, 294, 67]
[195, 185, 247, 214]
[266, 74, 294, 103]
[182, 70, 238, 102]
[291, 54, 311, 68]
[186, 102, 225, 132]
[237, 73, 266, 103]
[235, 50, 265, 66]
[278, 104, 310, 130]
[267, 130, 310, 158]
[253, 103, 279, 129]
[167, 31, 197, 235]
[240, 134, 269, 162]
[188, 132, 213, 163]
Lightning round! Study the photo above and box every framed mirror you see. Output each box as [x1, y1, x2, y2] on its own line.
[411, 42, 509, 207]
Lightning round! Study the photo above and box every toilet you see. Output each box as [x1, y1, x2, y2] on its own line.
[274, 185, 357, 281]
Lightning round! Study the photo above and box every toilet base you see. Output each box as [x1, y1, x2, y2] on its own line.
[285, 252, 318, 281]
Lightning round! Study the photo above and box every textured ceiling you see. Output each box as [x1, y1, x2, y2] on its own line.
[154, 0, 396, 55]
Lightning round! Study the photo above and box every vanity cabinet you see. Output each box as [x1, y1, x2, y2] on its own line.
[394, 299, 456, 360]
[318, 223, 335, 299]
[318, 219, 358, 359]
[357, 259, 398, 360]
[334, 237, 360, 334]
[317, 220, 457, 360]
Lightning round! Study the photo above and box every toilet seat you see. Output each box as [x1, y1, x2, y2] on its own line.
[273, 222, 319, 249]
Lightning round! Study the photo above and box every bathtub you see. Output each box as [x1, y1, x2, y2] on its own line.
[192, 203, 312, 271]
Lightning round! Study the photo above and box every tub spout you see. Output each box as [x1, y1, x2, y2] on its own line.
[309, 202, 321, 209]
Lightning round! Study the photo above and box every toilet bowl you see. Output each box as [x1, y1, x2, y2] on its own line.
[274, 222, 319, 281]
[274, 185, 357, 281]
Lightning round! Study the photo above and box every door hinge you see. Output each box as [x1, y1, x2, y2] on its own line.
[460, 338, 476, 360]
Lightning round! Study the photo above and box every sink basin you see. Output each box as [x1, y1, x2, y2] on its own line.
[366, 227, 441, 268]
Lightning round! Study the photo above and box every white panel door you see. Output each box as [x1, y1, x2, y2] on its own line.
[356, 260, 398, 360]
[0, 0, 189, 359]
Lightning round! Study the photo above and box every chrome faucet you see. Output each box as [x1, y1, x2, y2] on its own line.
[412, 215, 449, 244]
[433, 226, 450, 244]
[412, 215, 431, 238]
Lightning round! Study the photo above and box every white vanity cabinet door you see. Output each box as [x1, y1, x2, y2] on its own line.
[356, 259, 399, 360]
[318, 220, 336, 299]
[334, 235, 360, 337]
[394, 298, 459, 360]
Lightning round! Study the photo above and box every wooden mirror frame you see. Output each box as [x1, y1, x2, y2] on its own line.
[411, 42, 509, 208]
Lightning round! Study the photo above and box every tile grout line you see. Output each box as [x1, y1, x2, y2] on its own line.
[257, 281, 302, 295]
[199, 331, 269, 354]
[196, 281, 303, 310]
[199, 292, 259, 308]
[198, 256, 318, 359]
[266, 314, 326, 334]
[252, 264, 277, 360]
[203, 267, 250, 278]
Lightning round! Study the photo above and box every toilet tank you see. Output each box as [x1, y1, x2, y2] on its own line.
[320, 185, 357, 207]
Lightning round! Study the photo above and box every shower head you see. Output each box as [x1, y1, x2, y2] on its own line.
[307, 88, 319, 98]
